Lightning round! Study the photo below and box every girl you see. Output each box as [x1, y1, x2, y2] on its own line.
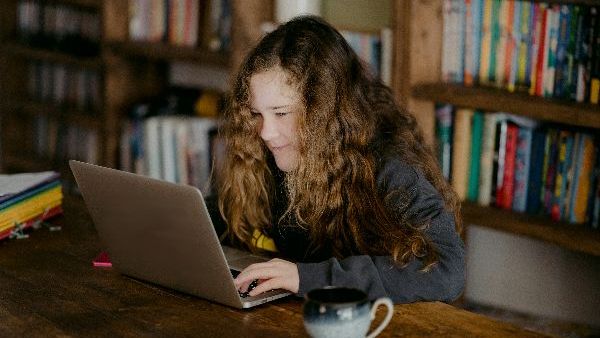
[207, 16, 464, 303]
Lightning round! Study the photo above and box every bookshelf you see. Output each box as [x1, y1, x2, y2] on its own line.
[397, 0, 600, 257]
[0, 0, 271, 187]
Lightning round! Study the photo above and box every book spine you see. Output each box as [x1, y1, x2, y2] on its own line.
[553, 5, 571, 99]
[567, 5, 581, 101]
[496, 122, 518, 209]
[591, 5, 600, 104]
[479, 0, 493, 85]
[551, 131, 574, 221]
[507, 0, 521, 92]
[534, 4, 549, 96]
[543, 5, 560, 98]
[526, 127, 546, 215]
[512, 125, 533, 212]
[435, 103, 454, 181]
[468, 111, 484, 201]
[464, 0, 474, 86]
[569, 134, 596, 223]
[488, 0, 502, 84]
[542, 128, 559, 213]
[517, 0, 531, 89]
[452, 108, 474, 201]
[478, 113, 498, 206]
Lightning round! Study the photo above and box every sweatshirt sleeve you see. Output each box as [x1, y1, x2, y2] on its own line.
[296, 158, 465, 303]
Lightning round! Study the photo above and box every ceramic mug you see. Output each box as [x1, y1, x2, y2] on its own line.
[303, 287, 394, 338]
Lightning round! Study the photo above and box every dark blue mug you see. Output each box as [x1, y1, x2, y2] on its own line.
[303, 287, 393, 338]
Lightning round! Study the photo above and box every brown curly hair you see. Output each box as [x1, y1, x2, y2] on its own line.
[218, 16, 461, 270]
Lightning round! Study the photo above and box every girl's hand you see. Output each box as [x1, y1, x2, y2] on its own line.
[233, 258, 299, 296]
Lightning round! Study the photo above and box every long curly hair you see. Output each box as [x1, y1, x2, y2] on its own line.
[218, 16, 461, 270]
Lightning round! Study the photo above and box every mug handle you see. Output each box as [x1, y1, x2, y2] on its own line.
[366, 297, 394, 338]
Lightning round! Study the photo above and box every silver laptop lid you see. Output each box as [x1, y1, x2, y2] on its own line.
[69, 160, 244, 308]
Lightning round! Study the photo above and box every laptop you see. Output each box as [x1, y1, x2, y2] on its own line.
[69, 160, 291, 308]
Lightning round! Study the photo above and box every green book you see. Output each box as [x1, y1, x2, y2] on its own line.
[468, 111, 484, 201]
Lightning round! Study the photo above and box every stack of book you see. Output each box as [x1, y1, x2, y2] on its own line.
[0, 171, 64, 240]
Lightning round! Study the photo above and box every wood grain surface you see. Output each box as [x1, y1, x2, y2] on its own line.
[0, 196, 550, 337]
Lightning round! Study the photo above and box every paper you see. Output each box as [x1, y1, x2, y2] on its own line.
[0, 171, 59, 197]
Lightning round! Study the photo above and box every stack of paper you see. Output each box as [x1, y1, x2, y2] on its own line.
[0, 171, 63, 240]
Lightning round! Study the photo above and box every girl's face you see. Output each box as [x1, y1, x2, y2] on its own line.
[249, 67, 301, 172]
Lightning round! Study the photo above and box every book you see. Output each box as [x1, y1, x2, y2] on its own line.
[568, 133, 596, 223]
[526, 127, 547, 215]
[442, 0, 465, 83]
[533, 4, 549, 96]
[553, 5, 572, 99]
[0, 171, 63, 240]
[542, 129, 560, 213]
[451, 108, 474, 201]
[551, 130, 574, 221]
[478, 112, 499, 206]
[512, 125, 533, 212]
[479, 0, 493, 85]
[0, 171, 60, 203]
[591, 5, 600, 104]
[496, 121, 518, 209]
[543, 5, 560, 98]
[435, 103, 454, 181]
[468, 111, 484, 201]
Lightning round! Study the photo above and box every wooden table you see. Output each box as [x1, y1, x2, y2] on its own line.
[0, 196, 549, 337]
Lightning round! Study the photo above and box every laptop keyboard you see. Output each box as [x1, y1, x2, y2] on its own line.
[230, 269, 258, 298]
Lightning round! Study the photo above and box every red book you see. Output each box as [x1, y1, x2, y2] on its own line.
[535, 6, 549, 96]
[496, 123, 519, 209]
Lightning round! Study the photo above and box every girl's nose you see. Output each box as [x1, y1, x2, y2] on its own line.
[260, 118, 278, 141]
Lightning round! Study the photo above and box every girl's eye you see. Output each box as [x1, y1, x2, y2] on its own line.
[275, 112, 289, 117]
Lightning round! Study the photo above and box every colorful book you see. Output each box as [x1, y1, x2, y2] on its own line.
[543, 5, 560, 98]
[551, 130, 574, 221]
[507, 0, 521, 92]
[568, 133, 596, 223]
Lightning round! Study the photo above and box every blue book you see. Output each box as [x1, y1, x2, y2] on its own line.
[512, 126, 533, 212]
[553, 5, 572, 99]
[526, 128, 547, 214]
[567, 133, 584, 223]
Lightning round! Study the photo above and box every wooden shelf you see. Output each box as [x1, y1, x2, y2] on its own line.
[1, 42, 103, 69]
[106, 41, 230, 67]
[542, 0, 600, 5]
[462, 202, 600, 257]
[55, 0, 101, 9]
[1, 154, 55, 173]
[2, 100, 102, 130]
[412, 83, 600, 129]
